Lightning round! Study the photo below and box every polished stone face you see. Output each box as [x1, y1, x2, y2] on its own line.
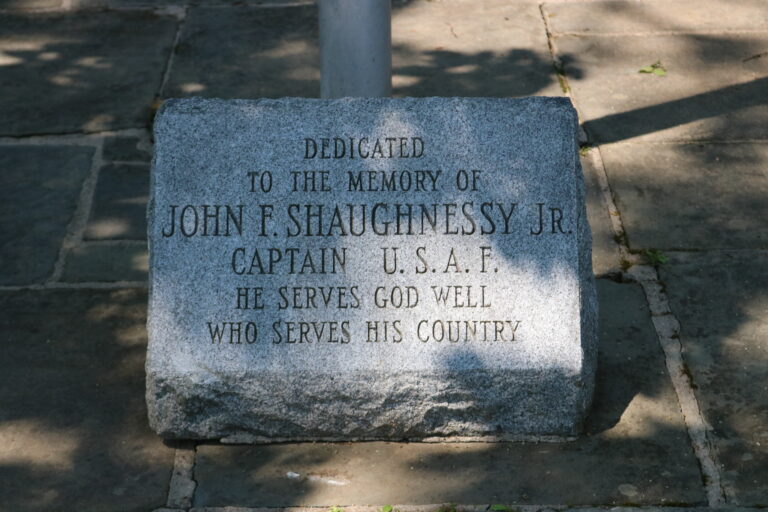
[146, 96, 598, 441]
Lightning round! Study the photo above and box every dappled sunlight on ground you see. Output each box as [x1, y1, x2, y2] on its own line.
[0, 289, 174, 511]
[0, 420, 80, 470]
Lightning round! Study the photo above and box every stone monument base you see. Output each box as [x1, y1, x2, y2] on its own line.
[145, 97, 598, 442]
[148, 366, 594, 441]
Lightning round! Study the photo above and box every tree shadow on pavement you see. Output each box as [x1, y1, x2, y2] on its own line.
[0, 289, 176, 512]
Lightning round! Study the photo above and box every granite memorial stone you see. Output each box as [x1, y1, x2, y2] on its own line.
[146, 97, 598, 441]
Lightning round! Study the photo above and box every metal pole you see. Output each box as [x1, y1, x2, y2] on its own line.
[319, 0, 392, 98]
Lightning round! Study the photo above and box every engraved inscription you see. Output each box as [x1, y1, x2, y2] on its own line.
[156, 136, 575, 349]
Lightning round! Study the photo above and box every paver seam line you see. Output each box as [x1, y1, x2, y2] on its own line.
[539, 3, 593, 144]
[47, 136, 104, 284]
[628, 264, 733, 506]
[158, 5, 187, 98]
[583, 148, 637, 268]
[540, 0, 588, 146]
[539, 3, 565, 81]
[0, 281, 148, 291]
[167, 441, 198, 510]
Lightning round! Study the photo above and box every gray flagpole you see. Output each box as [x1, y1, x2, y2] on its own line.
[319, 0, 392, 98]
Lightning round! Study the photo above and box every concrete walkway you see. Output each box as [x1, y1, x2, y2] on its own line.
[1, 0, 766, 510]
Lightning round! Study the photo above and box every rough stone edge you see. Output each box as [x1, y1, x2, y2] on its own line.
[146, 368, 590, 440]
[572, 102, 599, 433]
[540, 4, 600, 435]
[218, 433, 577, 444]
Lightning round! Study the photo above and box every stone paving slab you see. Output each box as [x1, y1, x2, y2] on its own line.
[62, 242, 148, 282]
[103, 134, 152, 163]
[598, 142, 768, 251]
[556, 33, 768, 142]
[192, 280, 704, 508]
[0, 11, 177, 136]
[391, 0, 564, 97]
[660, 251, 768, 506]
[85, 163, 149, 241]
[0, 288, 174, 512]
[0, 144, 93, 285]
[164, 5, 319, 99]
[544, 0, 768, 34]
[166, 1, 564, 100]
